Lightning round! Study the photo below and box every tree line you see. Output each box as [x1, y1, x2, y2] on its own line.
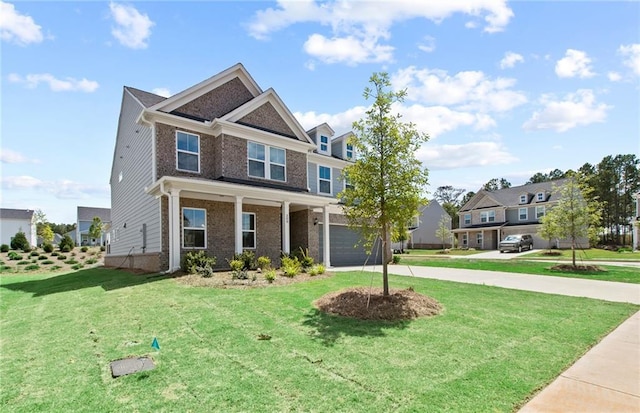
[433, 154, 639, 246]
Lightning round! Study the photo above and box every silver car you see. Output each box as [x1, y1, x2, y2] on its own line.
[499, 234, 533, 253]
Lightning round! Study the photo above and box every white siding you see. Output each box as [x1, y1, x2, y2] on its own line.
[0, 219, 36, 247]
[109, 90, 161, 256]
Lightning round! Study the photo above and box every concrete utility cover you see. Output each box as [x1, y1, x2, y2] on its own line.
[110, 356, 155, 378]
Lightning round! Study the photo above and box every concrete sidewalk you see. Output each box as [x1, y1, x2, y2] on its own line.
[333, 265, 640, 412]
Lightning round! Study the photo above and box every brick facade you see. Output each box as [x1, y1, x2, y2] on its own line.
[174, 78, 254, 121]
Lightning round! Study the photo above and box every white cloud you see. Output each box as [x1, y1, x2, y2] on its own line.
[618, 43, 640, 76]
[303, 33, 394, 65]
[248, 1, 513, 65]
[607, 72, 622, 82]
[8, 73, 99, 92]
[555, 49, 595, 78]
[0, 148, 40, 164]
[391, 66, 527, 112]
[152, 87, 171, 97]
[499, 51, 523, 69]
[295, 106, 368, 134]
[418, 36, 435, 53]
[1, 175, 109, 199]
[109, 2, 154, 49]
[0, 1, 43, 45]
[522, 89, 611, 132]
[417, 141, 518, 170]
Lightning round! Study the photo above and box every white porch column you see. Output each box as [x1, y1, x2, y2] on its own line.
[235, 196, 243, 255]
[170, 189, 181, 271]
[282, 201, 290, 255]
[323, 205, 331, 267]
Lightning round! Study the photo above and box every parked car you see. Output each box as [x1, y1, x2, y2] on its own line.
[499, 234, 534, 253]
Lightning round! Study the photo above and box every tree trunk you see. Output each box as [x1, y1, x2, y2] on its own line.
[381, 223, 390, 296]
[572, 236, 576, 267]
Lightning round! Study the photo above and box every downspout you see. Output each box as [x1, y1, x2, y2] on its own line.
[158, 180, 174, 274]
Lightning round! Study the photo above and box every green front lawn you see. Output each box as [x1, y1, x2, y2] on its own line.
[401, 248, 483, 256]
[398, 258, 640, 284]
[523, 248, 640, 261]
[1, 269, 637, 412]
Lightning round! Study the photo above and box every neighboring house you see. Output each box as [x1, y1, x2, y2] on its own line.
[106, 63, 381, 272]
[0, 208, 36, 247]
[634, 192, 640, 251]
[37, 233, 63, 246]
[393, 200, 452, 250]
[453, 180, 585, 250]
[77, 206, 111, 246]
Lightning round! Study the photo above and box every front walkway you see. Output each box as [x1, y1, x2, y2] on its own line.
[332, 264, 640, 412]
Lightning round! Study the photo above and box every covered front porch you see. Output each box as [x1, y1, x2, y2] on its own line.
[453, 223, 507, 250]
[147, 176, 339, 272]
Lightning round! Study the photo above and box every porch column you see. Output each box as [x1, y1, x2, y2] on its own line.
[235, 196, 243, 255]
[282, 201, 290, 255]
[170, 188, 181, 271]
[323, 205, 331, 267]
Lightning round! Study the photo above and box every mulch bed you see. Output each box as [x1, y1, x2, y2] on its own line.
[174, 270, 333, 289]
[314, 287, 442, 321]
[550, 264, 605, 272]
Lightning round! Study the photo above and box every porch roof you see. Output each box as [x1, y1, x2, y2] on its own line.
[452, 222, 507, 232]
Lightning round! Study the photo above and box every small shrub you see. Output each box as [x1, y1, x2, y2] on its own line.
[64, 259, 78, 265]
[0, 244, 9, 253]
[392, 255, 401, 264]
[257, 256, 271, 270]
[294, 247, 314, 270]
[228, 259, 244, 272]
[234, 251, 256, 270]
[71, 264, 84, 270]
[41, 260, 54, 265]
[42, 243, 54, 253]
[30, 251, 40, 257]
[617, 247, 633, 253]
[308, 266, 319, 276]
[10, 231, 30, 251]
[24, 264, 40, 271]
[0, 265, 14, 273]
[231, 269, 249, 280]
[17, 260, 30, 265]
[57, 255, 67, 261]
[0, 260, 3, 265]
[50, 251, 59, 257]
[80, 246, 88, 253]
[71, 252, 76, 257]
[181, 251, 217, 275]
[315, 264, 326, 274]
[264, 269, 277, 283]
[282, 266, 298, 278]
[61, 245, 71, 253]
[50, 265, 62, 271]
[89, 251, 97, 256]
[8, 251, 23, 261]
[59, 234, 75, 252]
[22, 245, 32, 253]
[309, 264, 326, 276]
[100, 246, 105, 252]
[85, 258, 97, 265]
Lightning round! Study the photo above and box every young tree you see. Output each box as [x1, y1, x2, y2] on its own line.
[544, 174, 602, 267]
[433, 186, 466, 229]
[88, 216, 104, 246]
[339, 72, 429, 296]
[435, 215, 452, 251]
[39, 224, 55, 245]
[538, 213, 560, 251]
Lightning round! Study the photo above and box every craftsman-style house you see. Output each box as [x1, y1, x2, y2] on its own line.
[453, 180, 585, 250]
[106, 63, 379, 272]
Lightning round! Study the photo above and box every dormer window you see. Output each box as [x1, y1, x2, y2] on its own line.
[319, 135, 329, 154]
[536, 192, 545, 202]
[346, 143, 354, 160]
[519, 194, 527, 204]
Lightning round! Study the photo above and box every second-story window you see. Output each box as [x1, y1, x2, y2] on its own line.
[519, 208, 528, 221]
[248, 142, 286, 182]
[463, 213, 471, 225]
[176, 131, 200, 173]
[480, 210, 495, 223]
[519, 194, 527, 204]
[318, 166, 331, 195]
[346, 143, 354, 160]
[342, 171, 353, 190]
[536, 206, 546, 219]
[537, 192, 545, 201]
[320, 135, 329, 153]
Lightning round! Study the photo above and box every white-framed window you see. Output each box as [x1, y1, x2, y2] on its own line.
[476, 233, 483, 245]
[183, 207, 206, 248]
[463, 213, 471, 225]
[536, 206, 546, 219]
[242, 212, 256, 249]
[519, 208, 528, 221]
[343, 171, 353, 190]
[537, 192, 545, 201]
[462, 234, 468, 246]
[176, 131, 200, 173]
[318, 166, 331, 194]
[319, 135, 329, 153]
[480, 210, 495, 223]
[519, 194, 527, 204]
[345, 143, 354, 160]
[248, 142, 286, 182]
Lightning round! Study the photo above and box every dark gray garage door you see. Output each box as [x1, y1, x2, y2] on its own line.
[319, 225, 382, 267]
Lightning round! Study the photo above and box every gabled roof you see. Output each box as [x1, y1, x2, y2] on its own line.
[126, 87, 167, 108]
[0, 208, 34, 220]
[459, 190, 502, 212]
[332, 131, 353, 142]
[77, 206, 111, 222]
[221, 88, 315, 144]
[306, 123, 335, 137]
[147, 63, 262, 113]
[460, 179, 568, 211]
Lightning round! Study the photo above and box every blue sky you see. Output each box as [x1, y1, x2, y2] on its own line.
[1, 0, 639, 224]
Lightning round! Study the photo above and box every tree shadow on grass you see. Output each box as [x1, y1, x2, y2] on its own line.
[0, 267, 170, 297]
[302, 308, 410, 347]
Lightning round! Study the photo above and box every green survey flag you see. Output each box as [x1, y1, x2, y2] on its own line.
[151, 337, 160, 350]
